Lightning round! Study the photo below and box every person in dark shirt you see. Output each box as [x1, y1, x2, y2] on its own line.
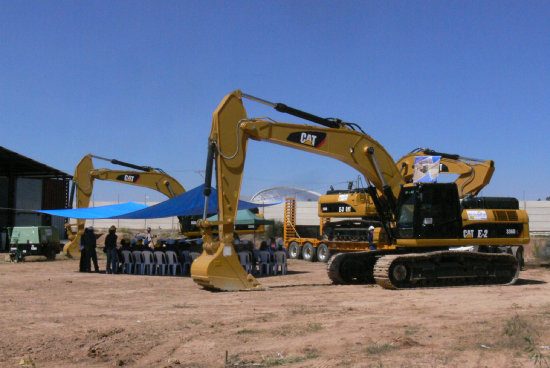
[120, 238, 131, 251]
[165, 238, 177, 252]
[79, 235, 89, 272]
[268, 237, 277, 255]
[104, 225, 118, 274]
[135, 236, 144, 251]
[82, 226, 99, 272]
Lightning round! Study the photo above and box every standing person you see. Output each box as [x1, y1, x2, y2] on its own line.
[367, 226, 376, 250]
[105, 225, 118, 274]
[145, 227, 153, 248]
[79, 236, 89, 272]
[83, 226, 100, 272]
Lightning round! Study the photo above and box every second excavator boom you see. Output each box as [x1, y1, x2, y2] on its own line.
[63, 154, 186, 257]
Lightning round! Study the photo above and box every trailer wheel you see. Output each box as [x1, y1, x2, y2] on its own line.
[316, 243, 330, 263]
[302, 242, 316, 262]
[10, 249, 24, 263]
[288, 241, 301, 259]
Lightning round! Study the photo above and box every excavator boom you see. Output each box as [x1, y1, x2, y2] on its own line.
[191, 91, 406, 290]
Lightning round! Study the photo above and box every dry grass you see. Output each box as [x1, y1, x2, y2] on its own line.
[271, 322, 323, 336]
[362, 342, 398, 355]
[225, 348, 319, 367]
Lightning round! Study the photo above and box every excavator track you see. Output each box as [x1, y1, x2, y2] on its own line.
[327, 250, 388, 285]
[373, 251, 519, 290]
[328, 250, 519, 289]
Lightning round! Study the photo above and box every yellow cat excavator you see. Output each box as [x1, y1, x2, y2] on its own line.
[191, 90, 528, 291]
[319, 148, 495, 242]
[63, 154, 186, 257]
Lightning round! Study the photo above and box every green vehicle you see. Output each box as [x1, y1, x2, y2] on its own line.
[8, 226, 60, 262]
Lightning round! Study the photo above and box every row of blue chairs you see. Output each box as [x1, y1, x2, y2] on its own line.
[115, 249, 288, 277]
[119, 250, 200, 276]
[238, 250, 288, 276]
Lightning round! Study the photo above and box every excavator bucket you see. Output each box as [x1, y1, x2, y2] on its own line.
[63, 219, 85, 258]
[191, 245, 262, 291]
[63, 239, 81, 258]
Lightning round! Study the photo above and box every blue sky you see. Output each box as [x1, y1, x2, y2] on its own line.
[1, 1, 549, 203]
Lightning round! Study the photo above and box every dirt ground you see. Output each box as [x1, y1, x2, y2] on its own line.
[1, 247, 550, 368]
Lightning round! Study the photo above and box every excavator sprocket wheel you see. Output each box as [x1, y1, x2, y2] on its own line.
[327, 251, 379, 285]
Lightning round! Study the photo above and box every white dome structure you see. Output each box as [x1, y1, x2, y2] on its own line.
[250, 186, 321, 203]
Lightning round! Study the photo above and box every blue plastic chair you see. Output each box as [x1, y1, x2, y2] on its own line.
[154, 251, 167, 276]
[165, 250, 182, 276]
[181, 251, 193, 276]
[238, 251, 253, 274]
[258, 251, 273, 276]
[141, 251, 155, 275]
[132, 251, 144, 275]
[121, 250, 134, 274]
[273, 251, 287, 275]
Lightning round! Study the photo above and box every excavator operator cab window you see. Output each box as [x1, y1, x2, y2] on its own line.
[414, 183, 461, 239]
[395, 187, 416, 239]
[396, 184, 462, 239]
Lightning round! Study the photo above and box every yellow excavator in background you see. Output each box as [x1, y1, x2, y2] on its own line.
[399, 148, 495, 196]
[63, 154, 186, 257]
[318, 148, 495, 241]
[191, 90, 528, 291]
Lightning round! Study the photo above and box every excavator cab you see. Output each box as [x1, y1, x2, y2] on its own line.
[395, 183, 462, 239]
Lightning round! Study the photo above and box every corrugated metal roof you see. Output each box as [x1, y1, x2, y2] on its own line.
[0, 146, 71, 178]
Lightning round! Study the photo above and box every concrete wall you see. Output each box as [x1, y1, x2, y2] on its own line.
[259, 201, 320, 226]
[77, 200, 550, 233]
[520, 201, 550, 233]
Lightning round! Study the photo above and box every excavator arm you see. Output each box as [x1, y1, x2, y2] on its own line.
[191, 90, 404, 290]
[63, 154, 185, 257]
[398, 148, 495, 197]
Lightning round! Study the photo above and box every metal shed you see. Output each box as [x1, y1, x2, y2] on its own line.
[0, 146, 72, 251]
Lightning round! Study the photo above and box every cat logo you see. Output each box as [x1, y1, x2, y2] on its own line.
[463, 229, 488, 238]
[287, 131, 327, 148]
[300, 133, 318, 146]
[116, 174, 140, 183]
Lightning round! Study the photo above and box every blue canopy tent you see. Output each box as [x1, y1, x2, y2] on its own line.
[36, 184, 277, 219]
[37, 202, 148, 219]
